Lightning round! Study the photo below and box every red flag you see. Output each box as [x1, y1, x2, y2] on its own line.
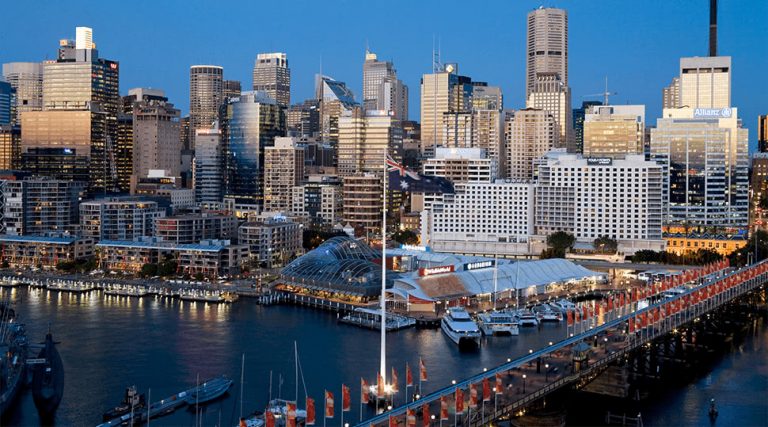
[342, 384, 351, 412]
[482, 377, 491, 402]
[406, 363, 413, 387]
[392, 367, 399, 392]
[377, 372, 385, 398]
[495, 372, 503, 394]
[389, 414, 397, 427]
[581, 305, 587, 320]
[628, 317, 635, 333]
[607, 296, 613, 311]
[566, 309, 573, 325]
[619, 292, 625, 307]
[469, 383, 478, 409]
[407, 408, 416, 427]
[324, 390, 334, 418]
[361, 378, 369, 404]
[266, 410, 276, 427]
[455, 388, 464, 414]
[306, 397, 316, 426]
[419, 358, 428, 382]
[440, 396, 449, 420]
[422, 404, 430, 427]
[575, 308, 580, 323]
[286, 402, 297, 427]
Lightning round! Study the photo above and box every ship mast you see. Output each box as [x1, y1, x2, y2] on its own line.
[380, 149, 388, 390]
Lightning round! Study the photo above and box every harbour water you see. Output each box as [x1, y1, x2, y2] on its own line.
[2, 286, 766, 426]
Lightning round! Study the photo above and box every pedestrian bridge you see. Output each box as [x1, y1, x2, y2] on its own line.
[359, 259, 766, 426]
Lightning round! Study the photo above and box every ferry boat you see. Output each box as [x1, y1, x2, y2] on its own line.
[534, 304, 563, 322]
[477, 311, 519, 336]
[339, 307, 416, 331]
[514, 309, 539, 327]
[104, 286, 148, 297]
[440, 307, 481, 347]
[549, 299, 577, 314]
[179, 289, 226, 303]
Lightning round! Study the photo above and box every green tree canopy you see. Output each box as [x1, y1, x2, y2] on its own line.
[593, 235, 618, 254]
[547, 231, 576, 252]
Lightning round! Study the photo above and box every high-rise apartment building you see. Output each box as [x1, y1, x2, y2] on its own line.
[526, 72, 571, 148]
[194, 123, 224, 203]
[420, 66, 473, 155]
[0, 82, 13, 126]
[377, 77, 408, 121]
[224, 92, 285, 206]
[127, 88, 181, 191]
[441, 112, 473, 149]
[80, 198, 165, 241]
[0, 177, 84, 236]
[650, 107, 748, 232]
[291, 176, 343, 226]
[472, 109, 504, 176]
[526, 7, 568, 98]
[504, 108, 557, 181]
[264, 137, 304, 213]
[342, 173, 382, 234]
[362, 50, 396, 111]
[422, 148, 495, 183]
[252, 53, 290, 107]
[2, 62, 43, 126]
[662, 76, 680, 109]
[583, 105, 645, 158]
[190, 65, 223, 149]
[679, 56, 731, 109]
[337, 110, 403, 177]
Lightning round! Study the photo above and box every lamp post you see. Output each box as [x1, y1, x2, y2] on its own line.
[522, 374, 526, 393]
[545, 364, 549, 382]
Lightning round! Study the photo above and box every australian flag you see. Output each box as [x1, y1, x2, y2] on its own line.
[386, 156, 454, 194]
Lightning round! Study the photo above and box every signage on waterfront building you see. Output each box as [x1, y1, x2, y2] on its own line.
[587, 157, 613, 166]
[693, 107, 732, 119]
[419, 265, 454, 277]
[464, 260, 495, 271]
[401, 244, 430, 252]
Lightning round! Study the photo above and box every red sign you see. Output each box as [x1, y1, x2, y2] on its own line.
[418, 265, 454, 277]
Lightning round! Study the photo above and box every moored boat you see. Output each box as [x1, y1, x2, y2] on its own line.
[514, 309, 539, 327]
[0, 302, 27, 416]
[534, 304, 563, 322]
[340, 307, 416, 331]
[477, 310, 519, 336]
[30, 331, 64, 416]
[441, 307, 481, 347]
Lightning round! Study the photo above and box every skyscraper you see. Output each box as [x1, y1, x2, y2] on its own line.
[0, 82, 12, 125]
[2, 62, 43, 125]
[0, 125, 20, 170]
[194, 123, 224, 203]
[224, 91, 285, 207]
[759, 115, 768, 153]
[190, 65, 223, 150]
[223, 80, 242, 100]
[362, 50, 396, 111]
[252, 52, 290, 107]
[662, 77, 680, 109]
[526, 72, 571, 148]
[526, 7, 568, 98]
[376, 77, 408, 121]
[583, 105, 645, 158]
[338, 109, 403, 177]
[572, 100, 602, 154]
[315, 75, 358, 143]
[504, 108, 557, 181]
[126, 88, 181, 192]
[263, 137, 304, 213]
[420, 65, 473, 155]
[679, 56, 731, 109]
[471, 83, 503, 111]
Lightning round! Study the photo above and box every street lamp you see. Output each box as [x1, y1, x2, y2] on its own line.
[528, 349, 533, 367]
[522, 374, 527, 393]
[545, 364, 549, 382]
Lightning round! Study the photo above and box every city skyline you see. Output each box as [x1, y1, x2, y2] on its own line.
[1, 0, 766, 149]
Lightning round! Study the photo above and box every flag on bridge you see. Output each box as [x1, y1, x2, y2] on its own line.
[495, 372, 504, 395]
[482, 377, 491, 402]
[455, 388, 465, 414]
[388, 156, 454, 194]
[407, 408, 416, 427]
[419, 358, 428, 382]
[440, 396, 449, 420]
[361, 378, 369, 404]
[469, 383, 478, 409]
[324, 390, 334, 418]
[422, 403, 430, 427]
[406, 363, 413, 387]
[306, 397, 316, 425]
[342, 384, 351, 412]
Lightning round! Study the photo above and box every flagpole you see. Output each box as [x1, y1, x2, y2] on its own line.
[324, 393, 327, 427]
[360, 381, 363, 423]
[380, 143, 388, 405]
[340, 386, 344, 427]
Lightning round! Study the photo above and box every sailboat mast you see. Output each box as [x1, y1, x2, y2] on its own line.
[492, 254, 498, 309]
[295, 341, 299, 404]
[240, 353, 245, 419]
[380, 151, 387, 386]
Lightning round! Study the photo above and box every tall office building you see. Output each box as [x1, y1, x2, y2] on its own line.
[679, 56, 731, 109]
[0, 125, 21, 170]
[126, 88, 181, 191]
[194, 123, 224, 203]
[377, 77, 408, 121]
[662, 77, 680, 109]
[759, 115, 768, 153]
[441, 112, 473, 149]
[471, 83, 503, 111]
[526, 72, 571, 148]
[472, 109, 504, 176]
[0, 82, 12, 126]
[420, 65, 473, 155]
[342, 173, 383, 234]
[263, 137, 304, 213]
[583, 105, 645, 158]
[116, 108, 133, 193]
[650, 107, 748, 232]
[190, 65, 223, 150]
[223, 80, 242, 100]
[526, 7, 568, 98]
[422, 148, 496, 183]
[315, 75, 358, 143]
[224, 91, 285, 207]
[286, 100, 320, 138]
[504, 108, 557, 181]
[572, 101, 601, 154]
[337, 110, 403, 177]
[2, 62, 43, 125]
[22, 27, 120, 194]
[252, 53, 290, 107]
[362, 50, 396, 111]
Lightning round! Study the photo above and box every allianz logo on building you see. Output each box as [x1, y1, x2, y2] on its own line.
[693, 107, 732, 119]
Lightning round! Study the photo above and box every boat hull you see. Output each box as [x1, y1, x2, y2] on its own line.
[31, 333, 64, 416]
[441, 319, 480, 348]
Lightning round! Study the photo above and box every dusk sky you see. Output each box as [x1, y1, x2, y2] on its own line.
[2, 0, 766, 148]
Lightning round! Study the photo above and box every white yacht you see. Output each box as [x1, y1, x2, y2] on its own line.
[477, 311, 519, 336]
[441, 307, 481, 347]
[534, 304, 563, 322]
[549, 299, 577, 314]
[515, 309, 539, 327]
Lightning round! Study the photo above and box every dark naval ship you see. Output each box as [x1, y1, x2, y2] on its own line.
[0, 301, 27, 416]
[30, 330, 64, 416]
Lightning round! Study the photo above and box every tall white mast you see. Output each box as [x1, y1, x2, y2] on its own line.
[380, 150, 388, 388]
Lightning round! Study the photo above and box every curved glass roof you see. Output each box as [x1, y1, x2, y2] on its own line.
[280, 236, 392, 296]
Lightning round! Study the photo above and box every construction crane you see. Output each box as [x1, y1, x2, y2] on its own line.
[582, 76, 618, 106]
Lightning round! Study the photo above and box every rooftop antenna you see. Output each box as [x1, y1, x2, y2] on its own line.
[582, 76, 618, 106]
[432, 35, 443, 73]
[709, 0, 717, 56]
